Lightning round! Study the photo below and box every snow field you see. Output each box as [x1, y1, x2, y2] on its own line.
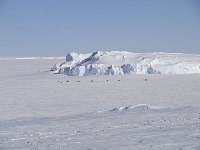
[0, 58, 200, 149]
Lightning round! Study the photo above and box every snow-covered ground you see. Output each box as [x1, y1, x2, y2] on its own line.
[0, 56, 200, 149]
[52, 51, 200, 76]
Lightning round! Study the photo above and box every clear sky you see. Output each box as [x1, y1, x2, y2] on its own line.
[0, 0, 200, 56]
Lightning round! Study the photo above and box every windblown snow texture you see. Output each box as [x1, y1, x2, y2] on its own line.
[52, 51, 200, 76]
[1, 58, 200, 149]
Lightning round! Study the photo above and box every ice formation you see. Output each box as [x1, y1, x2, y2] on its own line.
[51, 51, 200, 76]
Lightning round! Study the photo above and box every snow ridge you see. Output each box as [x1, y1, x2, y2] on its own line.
[110, 104, 167, 111]
[51, 51, 200, 76]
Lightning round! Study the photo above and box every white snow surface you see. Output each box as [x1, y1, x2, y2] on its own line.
[52, 51, 200, 76]
[0, 58, 200, 149]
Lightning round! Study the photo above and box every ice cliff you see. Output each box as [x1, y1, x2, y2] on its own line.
[51, 51, 200, 76]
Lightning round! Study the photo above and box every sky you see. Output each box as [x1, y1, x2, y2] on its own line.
[0, 0, 200, 56]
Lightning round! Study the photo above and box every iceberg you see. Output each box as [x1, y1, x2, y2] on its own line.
[51, 51, 200, 76]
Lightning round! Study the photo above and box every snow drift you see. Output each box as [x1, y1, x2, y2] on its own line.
[110, 104, 167, 111]
[51, 51, 200, 76]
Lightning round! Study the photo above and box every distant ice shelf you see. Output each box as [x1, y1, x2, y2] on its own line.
[0, 57, 65, 60]
[51, 51, 200, 76]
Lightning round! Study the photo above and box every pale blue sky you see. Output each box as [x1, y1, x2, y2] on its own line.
[0, 0, 200, 56]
